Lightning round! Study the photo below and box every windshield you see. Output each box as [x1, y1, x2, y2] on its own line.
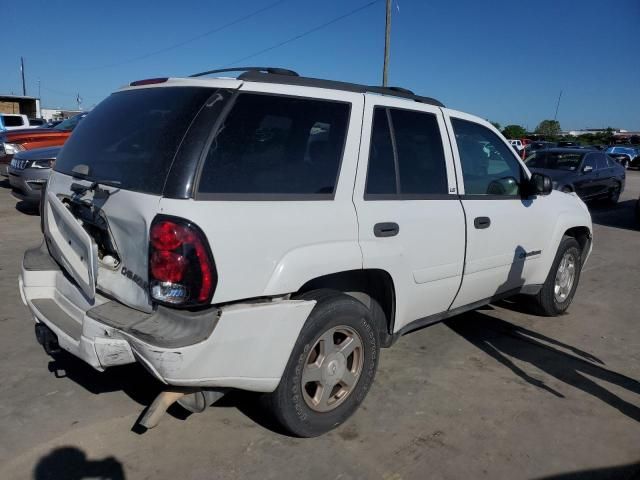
[54, 86, 213, 194]
[53, 114, 85, 131]
[526, 151, 584, 171]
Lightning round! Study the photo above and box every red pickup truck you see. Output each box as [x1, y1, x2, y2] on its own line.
[0, 113, 86, 176]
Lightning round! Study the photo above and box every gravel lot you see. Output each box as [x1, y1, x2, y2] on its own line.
[0, 173, 638, 480]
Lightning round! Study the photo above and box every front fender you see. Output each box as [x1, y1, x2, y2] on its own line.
[530, 193, 592, 285]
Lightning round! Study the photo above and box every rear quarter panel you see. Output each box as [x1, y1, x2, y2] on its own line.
[159, 84, 365, 303]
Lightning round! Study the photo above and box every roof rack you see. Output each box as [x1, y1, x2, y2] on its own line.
[190, 67, 299, 78]
[188, 68, 444, 107]
[238, 70, 445, 107]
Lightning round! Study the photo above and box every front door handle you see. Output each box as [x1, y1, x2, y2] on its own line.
[374, 222, 399, 237]
[474, 216, 491, 229]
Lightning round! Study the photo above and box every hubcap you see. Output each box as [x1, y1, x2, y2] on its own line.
[301, 325, 364, 412]
[554, 251, 577, 303]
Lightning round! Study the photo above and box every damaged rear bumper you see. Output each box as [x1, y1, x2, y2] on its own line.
[19, 242, 315, 392]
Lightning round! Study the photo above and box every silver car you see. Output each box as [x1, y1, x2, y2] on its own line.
[8, 146, 61, 203]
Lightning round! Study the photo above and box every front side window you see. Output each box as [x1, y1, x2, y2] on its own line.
[451, 118, 523, 196]
[595, 153, 609, 170]
[582, 154, 596, 171]
[365, 107, 448, 197]
[198, 93, 350, 196]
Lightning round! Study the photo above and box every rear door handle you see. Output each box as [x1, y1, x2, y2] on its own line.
[474, 217, 491, 229]
[374, 222, 399, 237]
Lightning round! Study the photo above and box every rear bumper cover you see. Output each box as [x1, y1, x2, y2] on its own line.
[20, 242, 315, 392]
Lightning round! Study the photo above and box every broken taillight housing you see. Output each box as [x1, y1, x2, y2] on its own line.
[149, 216, 216, 307]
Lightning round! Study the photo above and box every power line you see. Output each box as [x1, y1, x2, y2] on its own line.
[80, 0, 287, 71]
[222, 0, 381, 67]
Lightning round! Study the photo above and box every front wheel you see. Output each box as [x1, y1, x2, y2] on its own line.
[263, 291, 380, 437]
[533, 236, 583, 316]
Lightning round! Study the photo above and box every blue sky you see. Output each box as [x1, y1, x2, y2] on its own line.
[2, 0, 639, 130]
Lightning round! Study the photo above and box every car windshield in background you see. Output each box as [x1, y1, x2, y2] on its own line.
[54, 87, 214, 194]
[53, 113, 86, 131]
[526, 151, 584, 171]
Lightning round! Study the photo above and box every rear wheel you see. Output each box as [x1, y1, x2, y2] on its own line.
[533, 236, 582, 316]
[263, 291, 379, 437]
[608, 182, 621, 204]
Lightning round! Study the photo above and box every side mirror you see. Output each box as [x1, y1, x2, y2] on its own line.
[529, 173, 552, 196]
[582, 165, 593, 173]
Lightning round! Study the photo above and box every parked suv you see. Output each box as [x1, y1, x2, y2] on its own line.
[19, 68, 593, 437]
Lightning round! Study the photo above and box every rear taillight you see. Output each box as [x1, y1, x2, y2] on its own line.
[149, 216, 216, 307]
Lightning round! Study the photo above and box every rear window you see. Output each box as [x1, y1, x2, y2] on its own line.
[55, 87, 213, 194]
[2, 115, 24, 127]
[197, 93, 350, 198]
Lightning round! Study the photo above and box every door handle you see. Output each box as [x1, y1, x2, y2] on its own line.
[474, 217, 491, 229]
[374, 222, 399, 237]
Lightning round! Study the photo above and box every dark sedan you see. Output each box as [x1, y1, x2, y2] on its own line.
[526, 148, 625, 203]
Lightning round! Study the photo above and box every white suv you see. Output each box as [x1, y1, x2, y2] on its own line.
[19, 68, 592, 437]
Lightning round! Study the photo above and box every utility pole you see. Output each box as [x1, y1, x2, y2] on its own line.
[20, 57, 26, 96]
[382, 0, 392, 86]
[554, 90, 563, 121]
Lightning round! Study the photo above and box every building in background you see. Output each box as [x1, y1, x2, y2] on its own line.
[40, 108, 84, 121]
[0, 94, 41, 118]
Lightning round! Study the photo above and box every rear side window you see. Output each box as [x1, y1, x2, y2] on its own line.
[2, 115, 24, 127]
[55, 87, 213, 194]
[365, 107, 448, 198]
[198, 93, 350, 197]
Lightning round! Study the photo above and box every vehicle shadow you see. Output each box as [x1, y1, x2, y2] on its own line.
[534, 461, 640, 479]
[47, 351, 163, 408]
[34, 446, 125, 480]
[589, 199, 639, 232]
[46, 350, 279, 433]
[15, 200, 40, 216]
[446, 312, 640, 421]
[0, 177, 10, 189]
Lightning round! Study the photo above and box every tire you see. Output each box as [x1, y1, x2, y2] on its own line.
[561, 186, 573, 194]
[607, 182, 621, 204]
[263, 290, 379, 437]
[533, 236, 582, 316]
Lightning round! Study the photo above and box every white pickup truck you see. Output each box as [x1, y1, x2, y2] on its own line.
[0, 114, 42, 131]
[19, 68, 593, 437]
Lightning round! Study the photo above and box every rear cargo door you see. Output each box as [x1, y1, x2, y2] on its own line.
[45, 81, 240, 312]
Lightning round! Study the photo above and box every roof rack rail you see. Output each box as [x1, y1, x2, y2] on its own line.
[190, 67, 299, 78]
[190, 68, 444, 107]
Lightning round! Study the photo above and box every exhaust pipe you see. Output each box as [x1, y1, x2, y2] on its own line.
[138, 389, 226, 429]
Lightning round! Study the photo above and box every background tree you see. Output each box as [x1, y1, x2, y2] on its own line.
[502, 124, 527, 139]
[489, 121, 501, 130]
[535, 120, 561, 137]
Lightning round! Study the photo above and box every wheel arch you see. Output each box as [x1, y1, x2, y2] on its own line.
[563, 225, 592, 259]
[296, 269, 397, 347]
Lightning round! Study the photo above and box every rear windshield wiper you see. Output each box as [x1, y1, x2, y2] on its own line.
[70, 164, 121, 197]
